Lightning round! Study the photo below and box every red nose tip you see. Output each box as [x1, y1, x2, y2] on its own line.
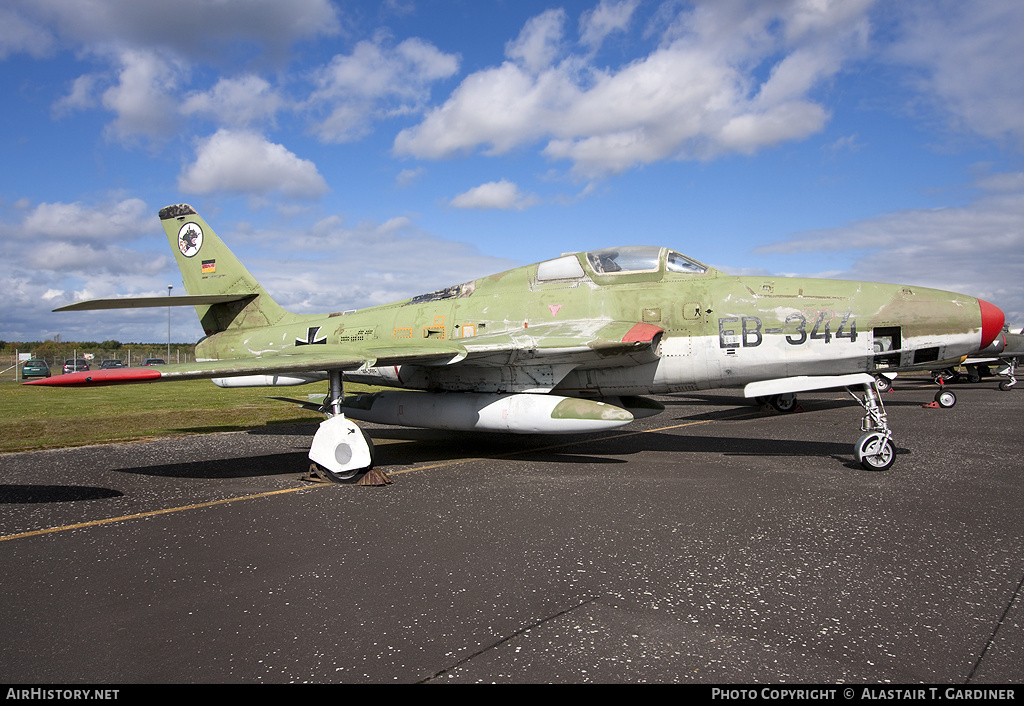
[979, 299, 1005, 350]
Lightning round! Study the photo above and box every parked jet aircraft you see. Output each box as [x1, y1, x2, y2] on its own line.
[933, 327, 1022, 390]
[28, 204, 1004, 478]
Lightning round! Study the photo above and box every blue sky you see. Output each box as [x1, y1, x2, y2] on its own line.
[2, 0, 1023, 344]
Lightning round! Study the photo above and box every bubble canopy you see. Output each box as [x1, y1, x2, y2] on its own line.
[585, 246, 707, 275]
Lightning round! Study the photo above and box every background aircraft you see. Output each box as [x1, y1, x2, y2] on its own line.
[933, 326, 1023, 390]
[28, 205, 1005, 479]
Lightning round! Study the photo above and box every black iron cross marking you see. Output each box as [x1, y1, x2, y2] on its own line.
[296, 326, 327, 346]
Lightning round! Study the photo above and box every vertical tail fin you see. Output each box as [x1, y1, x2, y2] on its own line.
[159, 204, 297, 335]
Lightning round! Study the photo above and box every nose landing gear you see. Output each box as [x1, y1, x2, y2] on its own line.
[998, 359, 1017, 391]
[851, 380, 895, 471]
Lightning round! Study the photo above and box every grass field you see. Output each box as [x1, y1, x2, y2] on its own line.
[0, 378, 343, 453]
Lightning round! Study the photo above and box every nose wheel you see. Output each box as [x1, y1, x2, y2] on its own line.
[855, 431, 895, 471]
[849, 380, 895, 471]
[997, 359, 1017, 391]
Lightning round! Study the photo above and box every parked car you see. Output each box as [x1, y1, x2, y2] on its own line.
[100, 359, 125, 369]
[62, 359, 89, 374]
[21, 359, 51, 379]
[141, 358, 166, 366]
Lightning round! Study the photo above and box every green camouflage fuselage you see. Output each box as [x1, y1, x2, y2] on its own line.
[184, 236, 988, 396]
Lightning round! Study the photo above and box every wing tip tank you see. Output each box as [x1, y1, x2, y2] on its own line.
[22, 368, 163, 386]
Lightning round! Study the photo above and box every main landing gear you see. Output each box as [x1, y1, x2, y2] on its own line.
[307, 371, 386, 485]
[850, 380, 895, 471]
[754, 393, 799, 414]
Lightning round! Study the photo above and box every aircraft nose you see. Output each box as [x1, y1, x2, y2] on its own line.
[979, 299, 1005, 349]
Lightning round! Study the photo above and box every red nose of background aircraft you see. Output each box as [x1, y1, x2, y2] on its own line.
[979, 299, 1005, 350]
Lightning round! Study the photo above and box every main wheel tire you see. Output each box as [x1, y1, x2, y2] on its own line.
[769, 393, 798, 413]
[999, 381, 1014, 391]
[873, 375, 892, 393]
[856, 432, 895, 471]
[934, 389, 957, 408]
[310, 462, 365, 483]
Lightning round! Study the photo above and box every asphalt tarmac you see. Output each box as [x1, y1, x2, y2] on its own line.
[1, 379, 1022, 684]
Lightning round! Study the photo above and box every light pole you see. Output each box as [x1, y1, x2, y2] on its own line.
[167, 285, 172, 361]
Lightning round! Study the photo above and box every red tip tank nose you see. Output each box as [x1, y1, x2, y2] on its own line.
[979, 299, 1005, 349]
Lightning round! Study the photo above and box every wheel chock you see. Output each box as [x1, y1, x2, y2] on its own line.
[356, 468, 392, 486]
[922, 401, 941, 408]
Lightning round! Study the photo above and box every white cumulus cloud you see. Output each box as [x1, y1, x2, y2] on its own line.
[887, 0, 1024, 146]
[449, 180, 539, 211]
[181, 75, 285, 128]
[395, 0, 871, 177]
[21, 198, 151, 242]
[178, 129, 328, 198]
[754, 172, 1024, 323]
[579, 0, 640, 53]
[101, 49, 184, 142]
[309, 35, 459, 143]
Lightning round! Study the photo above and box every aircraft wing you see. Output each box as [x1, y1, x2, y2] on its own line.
[24, 320, 660, 388]
[459, 320, 663, 364]
[23, 342, 467, 387]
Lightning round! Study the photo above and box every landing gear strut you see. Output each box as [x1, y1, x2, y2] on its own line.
[850, 380, 895, 471]
[998, 359, 1018, 391]
[307, 370, 381, 483]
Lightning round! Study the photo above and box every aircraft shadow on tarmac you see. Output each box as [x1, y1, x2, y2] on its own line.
[3, 425, 904, 488]
[610, 431, 907, 465]
[110, 440, 629, 480]
[357, 417, 911, 471]
[113, 451, 313, 479]
[0, 484, 124, 504]
[665, 392, 936, 414]
[105, 426, 904, 481]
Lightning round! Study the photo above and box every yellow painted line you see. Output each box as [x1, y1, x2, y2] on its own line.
[0, 485, 319, 543]
[2, 409, 759, 541]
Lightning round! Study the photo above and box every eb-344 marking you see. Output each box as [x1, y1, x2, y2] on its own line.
[719, 310, 858, 349]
